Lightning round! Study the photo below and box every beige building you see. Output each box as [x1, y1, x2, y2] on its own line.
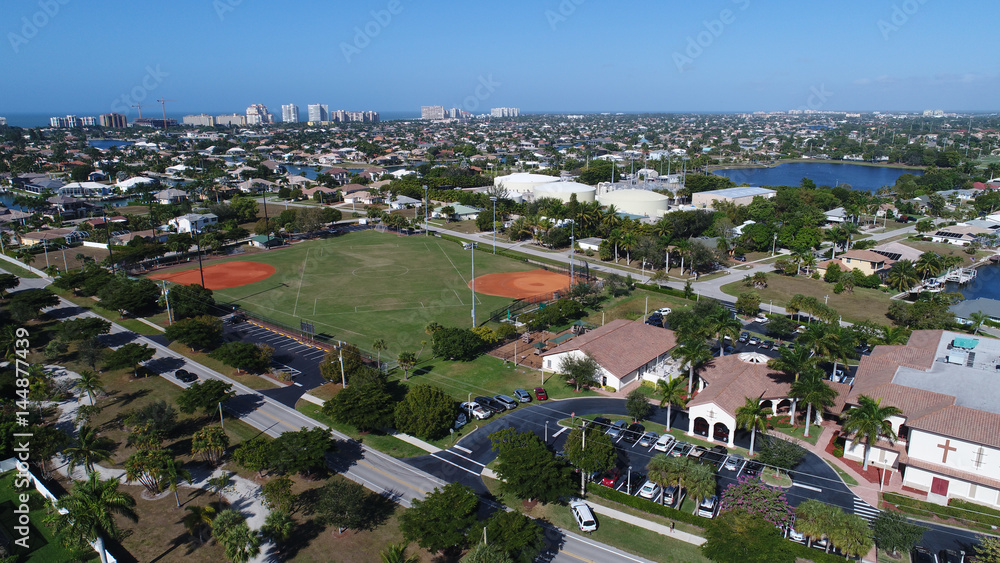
[691, 187, 776, 208]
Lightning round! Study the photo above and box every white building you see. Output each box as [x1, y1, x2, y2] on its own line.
[168, 213, 218, 233]
[281, 104, 300, 123]
[307, 104, 329, 122]
[183, 114, 216, 127]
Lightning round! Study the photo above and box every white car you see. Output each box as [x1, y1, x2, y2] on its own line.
[697, 495, 718, 518]
[654, 434, 676, 452]
[460, 402, 491, 420]
[637, 480, 661, 500]
[655, 307, 672, 315]
[570, 501, 598, 532]
[788, 527, 805, 542]
[755, 313, 769, 324]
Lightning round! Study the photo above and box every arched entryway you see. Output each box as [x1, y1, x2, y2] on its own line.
[713, 422, 731, 445]
[693, 417, 709, 438]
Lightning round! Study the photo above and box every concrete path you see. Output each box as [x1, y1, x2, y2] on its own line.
[584, 500, 706, 546]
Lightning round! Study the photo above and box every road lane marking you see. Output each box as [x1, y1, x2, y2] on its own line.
[430, 453, 480, 476]
[454, 445, 472, 454]
[792, 482, 822, 492]
[355, 459, 428, 495]
[552, 426, 569, 438]
[441, 450, 485, 468]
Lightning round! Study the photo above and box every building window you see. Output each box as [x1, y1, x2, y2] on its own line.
[546, 360, 551, 369]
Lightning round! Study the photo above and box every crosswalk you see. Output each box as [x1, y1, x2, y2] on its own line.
[853, 496, 881, 522]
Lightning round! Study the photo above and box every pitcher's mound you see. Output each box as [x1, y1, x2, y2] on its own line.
[471, 269, 572, 299]
[149, 261, 276, 290]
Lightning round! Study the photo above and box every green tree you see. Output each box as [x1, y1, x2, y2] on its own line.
[124, 448, 171, 494]
[191, 425, 229, 466]
[73, 369, 106, 405]
[431, 327, 483, 361]
[268, 426, 333, 477]
[8, 288, 59, 321]
[885, 259, 920, 292]
[735, 291, 761, 316]
[314, 479, 373, 533]
[98, 276, 160, 317]
[490, 427, 574, 503]
[625, 387, 653, 421]
[841, 395, 902, 471]
[656, 375, 689, 429]
[261, 510, 294, 548]
[462, 543, 514, 563]
[685, 461, 718, 507]
[646, 454, 691, 504]
[969, 311, 989, 335]
[372, 337, 388, 366]
[261, 475, 295, 513]
[794, 499, 839, 549]
[789, 371, 837, 438]
[51, 472, 138, 563]
[177, 379, 236, 414]
[563, 425, 617, 494]
[162, 457, 192, 508]
[166, 283, 216, 319]
[163, 315, 223, 351]
[209, 341, 273, 374]
[0, 273, 19, 297]
[394, 384, 456, 440]
[323, 378, 395, 432]
[77, 337, 107, 370]
[397, 350, 417, 381]
[212, 509, 262, 563]
[558, 353, 601, 391]
[755, 436, 806, 476]
[831, 511, 875, 559]
[973, 535, 1000, 563]
[671, 339, 712, 394]
[720, 477, 793, 530]
[735, 396, 771, 456]
[479, 510, 545, 563]
[232, 437, 270, 477]
[400, 482, 479, 553]
[872, 510, 926, 558]
[711, 308, 743, 356]
[64, 425, 112, 475]
[183, 505, 216, 544]
[701, 509, 795, 563]
[56, 317, 111, 343]
[104, 342, 155, 377]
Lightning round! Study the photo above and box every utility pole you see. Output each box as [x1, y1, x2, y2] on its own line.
[103, 208, 115, 274]
[161, 280, 173, 325]
[338, 348, 347, 387]
[490, 195, 497, 254]
[194, 229, 205, 288]
[464, 242, 478, 326]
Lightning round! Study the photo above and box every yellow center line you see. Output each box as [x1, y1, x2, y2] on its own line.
[357, 459, 428, 495]
[559, 550, 595, 562]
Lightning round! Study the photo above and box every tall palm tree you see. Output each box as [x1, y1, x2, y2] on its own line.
[646, 454, 684, 505]
[829, 512, 875, 559]
[800, 323, 850, 381]
[64, 425, 112, 475]
[914, 251, 942, 280]
[162, 457, 193, 508]
[684, 461, 718, 507]
[73, 369, 105, 406]
[768, 345, 818, 424]
[735, 396, 771, 456]
[794, 499, 836, 548]
[885, 259, 920, 292]
[671, 339, 712, 394]
[841, 395, 902, 471]
[372, 338, 387, 367]
[380, 543, 419, 563]
[790, 371, 837, 438]
[607, 228, 623, 262]
[620, 230, 638, 264]
[968, 311, 989, 335]
[183, 505, 217, 544]
[52, 472, 138, 563]
[656, 376, 689, 429]
[711, 310, 742, 357]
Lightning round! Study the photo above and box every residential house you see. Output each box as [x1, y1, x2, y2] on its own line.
[46, 195, 89, 218]
[19, 227, 77, 247]
[929, 224, 992, 246]
[433, 203, 481, 221]
[168, 213, 218, 233]
[116, 176, 157, 193]
[237, 178, 276, 193]
[154, 188, 189, 204]
[386, 195, 421, 209]
[816, 249, 894, 277]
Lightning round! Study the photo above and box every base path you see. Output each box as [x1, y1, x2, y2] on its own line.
[472, 269, 571, 299]
[149, 260, 276, 290]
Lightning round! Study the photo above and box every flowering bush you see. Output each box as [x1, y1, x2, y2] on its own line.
[720, 476, 794, 530]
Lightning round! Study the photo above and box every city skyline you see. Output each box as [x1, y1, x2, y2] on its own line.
[1, 0, 998, 118]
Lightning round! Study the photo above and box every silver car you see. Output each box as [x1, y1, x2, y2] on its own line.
[607, 420, 628, 440]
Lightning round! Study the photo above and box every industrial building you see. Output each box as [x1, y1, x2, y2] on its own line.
[691, 186, 776, 208]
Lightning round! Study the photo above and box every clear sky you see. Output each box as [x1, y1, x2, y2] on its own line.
[1, 0, 997, 117]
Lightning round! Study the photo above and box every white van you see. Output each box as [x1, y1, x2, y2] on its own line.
[697, 495, 718, 518]
[570, 501, 598, 532]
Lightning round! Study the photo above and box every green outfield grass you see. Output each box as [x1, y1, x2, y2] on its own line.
[150, 230, 538, 354]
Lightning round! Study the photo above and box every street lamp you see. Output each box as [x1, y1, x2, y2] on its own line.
[423, 185, 429, 236]
[464, 242, 478, 326]
[490, 196, 497, 254]
[771, 232, 778, 256]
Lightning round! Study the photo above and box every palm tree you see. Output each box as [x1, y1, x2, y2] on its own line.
[711, 309, 742, 357]
[735, 396, 771, 456]
[52, 472, 138, 563]
[183, 505, 217, 544]
[620, 230, 638, 264]
[397, 351, 417, 381]
[800, 323, 850, 382]
[64, 425, 112, 476]
[885, 259, 920, 292]
[685, 461, 718, 507]
[795, 499, 835, 548]
[968, 311, 989, 335]
[646, 454, 684, 505]
[841, 395, 902, 471]
[790, 371, 837, 438]
[380, 543, 419, 563]
[878, 325, 911, 345]
[657, 376, 689, 429]
[768, 345, 818, 425]
[671, 339, 712, 394]
[162, 457, 193, 508]
[830, 512, 875, 559]
[607, 228, 623, 262]
[914, 251, 942, 280]
[73, 369, 105, 406]
[372, 338, 387, 367]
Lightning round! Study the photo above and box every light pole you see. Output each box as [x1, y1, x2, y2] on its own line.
[490, 196, 497, 254]
[771, 233, 778, 256]
[423, 185, 429, 236]
[464, 242, 478, 326]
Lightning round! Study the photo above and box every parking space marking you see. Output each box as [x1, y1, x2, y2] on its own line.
[454, 445, 472, 454]
[552, 426, 569, 438]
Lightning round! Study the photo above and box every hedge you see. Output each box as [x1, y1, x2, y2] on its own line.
[883, 492, 1000, 529]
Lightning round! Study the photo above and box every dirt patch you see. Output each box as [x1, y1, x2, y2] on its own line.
[471, 269, 571, 299]
[148, 261, 276, 290]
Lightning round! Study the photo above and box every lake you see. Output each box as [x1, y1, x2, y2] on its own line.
[947, 263, 1000, 301]
[88, 139, 134, 149]
[713, 162, 923, 192]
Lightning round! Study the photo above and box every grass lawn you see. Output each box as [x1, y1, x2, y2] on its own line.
[0, 474, 83, 563]
[825, 460, 859, 487]
[148, 230, 533, 355]
[581, 290, 692, 326]
[165, 342, 281, 390]
[51, 288, 163, 336]
[901, 237, 994, 261]
[483, 477, 710, 563]
[0, 257, 40, 278]
[878, 551, 911, 563]
[721, 274, 893, 325]
[295, 402, 428, 458]
[771, 424, 821, 446]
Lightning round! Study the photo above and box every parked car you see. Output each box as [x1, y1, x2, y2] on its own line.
[655, 307, 672, 315]
[570, 501, 598, 532]
[939, 549, 964, 563]
[697, 495, 718, 518]
[670, 441, 692, 457]
[738, 331, 750, 343]
[533, 387, 548, 401]
[760, 340, 774, 350]
[174, 369, 197, 383]
[513, 388, 532, 402]
[590, 416, 611, 431]
[621, 471, 645, 495]
[474, 396, 504, 414]
[654, 434, 676, 452]
[710, 445, 729, 456]
[607, 420, 628, 440]
[724, 454, 744, 471]
[461, 402, 491, 420]
[748, 336, 761, 346]
[912, 546, 937, 563]
[689, 445, 707, 458]
[755, 313, 769, 324]
[662, 485, 680, 507]
[623, 423, 645, 444]
[454, 411, 468, 429]
[637, 480, 661, 500]
[494, 394, 518, 410]
[788, 527, 805, 542]
[645, 317, 663, 328]
[638, 431, 659, 448]
[734, 255, 747, 262]
[601, 467, 622, 487]
[743, 461, 763, 477]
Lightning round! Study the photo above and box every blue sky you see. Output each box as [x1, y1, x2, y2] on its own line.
[1, 0, 997, 117]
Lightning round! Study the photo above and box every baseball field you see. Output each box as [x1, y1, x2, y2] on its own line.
[149, 230, 569, 355]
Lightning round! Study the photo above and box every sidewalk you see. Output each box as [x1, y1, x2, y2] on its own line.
[585, 500, 705, 546]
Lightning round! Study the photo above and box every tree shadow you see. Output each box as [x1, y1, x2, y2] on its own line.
[411, 364, 435, 377]
[274, 517, 323, 561]
[106, 388, 151, 409]
[325, 439, 364, 475]
[100, 331, 138, 348]
[145, 356, 185, 375]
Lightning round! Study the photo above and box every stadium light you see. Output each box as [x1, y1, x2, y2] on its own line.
[464, 242, 478, 326]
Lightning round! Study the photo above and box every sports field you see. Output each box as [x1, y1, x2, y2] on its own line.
[151, 231, 541, 354]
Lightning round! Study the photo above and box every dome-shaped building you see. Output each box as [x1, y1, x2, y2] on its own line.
[494, 172, 561, 196]
[533, 180, 596, 203]
[598, 189, 670, 218]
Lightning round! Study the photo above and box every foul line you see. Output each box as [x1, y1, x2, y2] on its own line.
[438, 242, 469, 284]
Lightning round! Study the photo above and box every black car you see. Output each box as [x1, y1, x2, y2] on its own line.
[474, 396, 505, 414]
[734, 255, 747, 262]
[590, 416, 612, 431]
[939, 549, 965, 563]
[738, 332, 749, 343]
[622, 423, 645, 444]
[743, 461, 763, 477]
[621, 472, 646, 495]
[645, 317, 663, 328]
[174, 369, 197, 383]
[759, 340, 774, 350]
[911, 547, 936, 563]
[855, 343, 872, 355]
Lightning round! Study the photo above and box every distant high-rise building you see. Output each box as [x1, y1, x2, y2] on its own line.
[100, 113, 128, 128]
[307, 104, 329, 122]
[490, 107, 520, 117]
[49, 115, 82, 128]
[215, 114, 246, 126]
[421, 105, 445, 120]
[133, 118, 178, 129]
[0, 117, 6, 126]
[183, 114, 216, 127]
[281, 104, 300, 123]
[79, 116, 97, 126]
[246, 104, 272, 125]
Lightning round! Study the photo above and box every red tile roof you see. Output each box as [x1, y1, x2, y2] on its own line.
[540, 319, 676, 379]
[908, 405, 1000, 450]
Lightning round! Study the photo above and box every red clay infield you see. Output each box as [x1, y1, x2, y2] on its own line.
[148, 261, 276, 290]
[471, 269, 572, 299]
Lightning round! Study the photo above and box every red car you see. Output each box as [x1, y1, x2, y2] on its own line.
[600, 468, 622, 487]
[533, 387, 548, 401]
